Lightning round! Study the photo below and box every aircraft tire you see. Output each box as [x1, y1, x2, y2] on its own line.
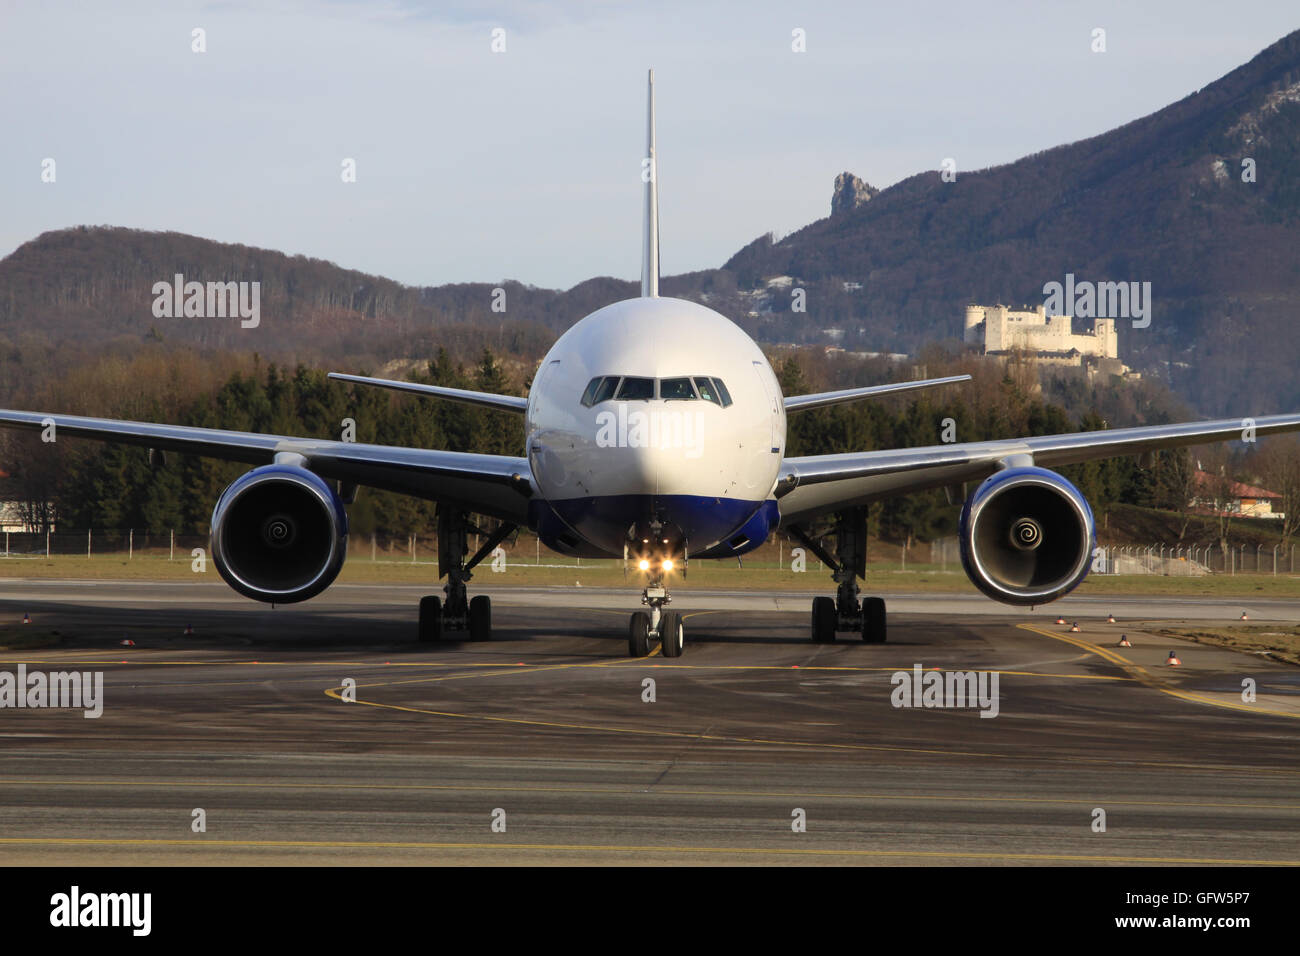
[811, 596, 836, 643]
[862, 597, 887, 643]
[629, 612, 650, 657]
[419, 596, 442, 643]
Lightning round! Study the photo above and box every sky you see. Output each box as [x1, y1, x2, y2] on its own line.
[1, 1, 1297, 290]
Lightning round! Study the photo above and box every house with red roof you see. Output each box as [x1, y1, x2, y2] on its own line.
[1190, 470, 1283, 519]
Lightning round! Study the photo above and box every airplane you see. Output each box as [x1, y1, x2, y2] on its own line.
[3, 70, 1300, 658]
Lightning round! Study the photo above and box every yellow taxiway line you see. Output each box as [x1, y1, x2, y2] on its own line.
[0, 836, 1294, 864]
[1017, 623, 1300, 721]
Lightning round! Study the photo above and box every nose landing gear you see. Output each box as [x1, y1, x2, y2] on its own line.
[628, 569, 684, 657]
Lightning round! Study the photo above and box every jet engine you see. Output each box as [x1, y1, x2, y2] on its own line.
[210, 464, 348, 603]
[959, 466, 1094, 605]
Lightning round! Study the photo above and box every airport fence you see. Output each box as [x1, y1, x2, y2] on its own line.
[0, 529, 626, 571]
[931, 537, 1300, 576]
[1099, 543, 1300, 575]
[1, 530, 1297, 576]
[1, 529, 210, 560]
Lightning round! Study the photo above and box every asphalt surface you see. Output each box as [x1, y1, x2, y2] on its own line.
[1, 579, 1298, 865]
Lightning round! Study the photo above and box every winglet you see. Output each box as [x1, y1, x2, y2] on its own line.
[641, 69, 659, 298]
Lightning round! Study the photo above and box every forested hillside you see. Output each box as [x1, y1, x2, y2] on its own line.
[7, 337, 1281, 545]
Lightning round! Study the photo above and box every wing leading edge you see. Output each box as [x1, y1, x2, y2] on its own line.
[776, 412, 1300, 526]
[783, 374, 971, 413]
[326, 373, 528, 413]
[0, 409, 533, 524]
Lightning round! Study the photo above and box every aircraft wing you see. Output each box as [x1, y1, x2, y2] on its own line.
[783, 374, 971, 412]
[776, 412, 1300, 526]
[0, 409, 533, 523]
[327, 373, 529, 413]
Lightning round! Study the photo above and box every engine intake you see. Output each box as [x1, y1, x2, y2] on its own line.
[211, 465, 348, 603]
[959, 466, 1094, 605]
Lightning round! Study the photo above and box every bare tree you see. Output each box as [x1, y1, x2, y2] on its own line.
[1251, 435, 1300, 544]
[1157, 447, 1199, 540]
[0, 431, 63, 533]
[1197, 444, 1237, 557]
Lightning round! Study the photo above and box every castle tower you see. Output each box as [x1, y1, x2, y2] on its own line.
[1094, 318, 1118, 358]
[964, 305, 985, 345]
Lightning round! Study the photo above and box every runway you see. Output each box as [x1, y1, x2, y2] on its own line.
[1, 579, 1299, 865]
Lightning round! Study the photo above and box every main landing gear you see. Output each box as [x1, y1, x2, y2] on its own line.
[418, 509, 516, 644]
[790, 506, 887, 645]
[628, 567, 684, 658]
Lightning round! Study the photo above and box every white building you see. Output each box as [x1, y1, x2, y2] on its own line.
[964, 303, 1127, 375]
[0, 501, 35, 533]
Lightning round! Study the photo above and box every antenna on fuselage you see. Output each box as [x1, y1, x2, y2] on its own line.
[641, 68, 659, 298]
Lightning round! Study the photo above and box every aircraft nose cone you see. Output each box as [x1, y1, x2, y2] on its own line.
[623, 442, 662, 494]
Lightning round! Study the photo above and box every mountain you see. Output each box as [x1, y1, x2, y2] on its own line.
[0, 226, 573, 354]
[722, 29, 1300, 415]
[0, 226, 621, 405]
[3, 31, 1300, 415]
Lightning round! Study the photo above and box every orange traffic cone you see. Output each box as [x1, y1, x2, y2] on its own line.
[1055, 616, 1066, 625]
[1069, 622, 1081, 633]
[183, 624, 194, 635]
[21, 613, 30, 624]
[1166, 650, 1181, 666]
[1107, 614, 1116, 623]
[1118, 635, 1132, 647]
[1240, 611, 1249, 621]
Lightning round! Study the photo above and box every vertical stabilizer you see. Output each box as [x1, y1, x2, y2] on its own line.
[641, 69, 659, 298]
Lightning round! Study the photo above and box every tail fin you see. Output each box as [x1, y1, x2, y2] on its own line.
[641, 69, 659, 298]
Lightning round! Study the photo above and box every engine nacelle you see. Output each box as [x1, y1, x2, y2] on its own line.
[959, 466, 1094, 606]
[210, 465, 348, 604]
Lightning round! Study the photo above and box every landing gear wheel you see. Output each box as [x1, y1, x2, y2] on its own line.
[418, 595, 442, 643]
[811, 596, 837, 643]
[468, 594, 492, 641]
[660, 610, 684, 658]
[628, 612, 650, 657]
[861, 596, 886, 643]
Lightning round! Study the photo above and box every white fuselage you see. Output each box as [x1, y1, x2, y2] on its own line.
[525, 296, 785, 558]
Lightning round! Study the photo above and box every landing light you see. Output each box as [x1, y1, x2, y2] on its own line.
[638, 559, 650, 571]
[663, 559, 674, 571]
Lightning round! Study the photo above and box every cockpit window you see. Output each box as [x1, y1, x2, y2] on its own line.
[713, 378, 733, 407]
[660, 377, 696, 400]
[583, 374, 731, 406]
[693, 377, 720, 405]
[615, 376, 655, 400]
[594, 376, 620, 403]
[581, 376, 621, 407]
